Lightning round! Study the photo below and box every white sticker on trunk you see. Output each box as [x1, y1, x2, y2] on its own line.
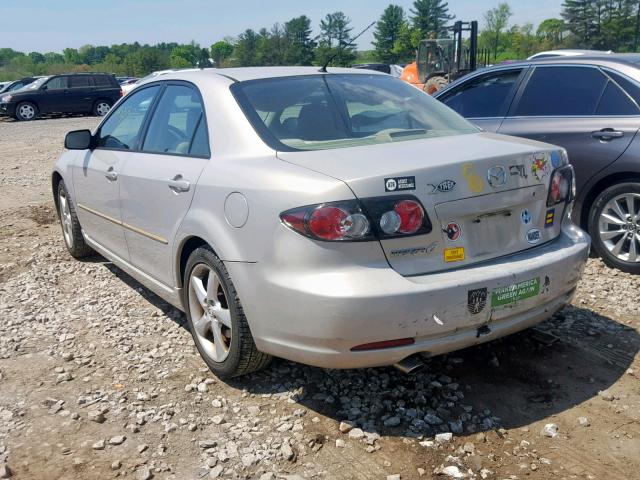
[526, 228, 542, 244]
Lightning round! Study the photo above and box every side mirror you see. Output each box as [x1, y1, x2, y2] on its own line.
[65, 129, 93, 150]
[40, 85, 48, 91]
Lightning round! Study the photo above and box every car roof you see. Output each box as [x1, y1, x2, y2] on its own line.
[152, 66, 386, 84]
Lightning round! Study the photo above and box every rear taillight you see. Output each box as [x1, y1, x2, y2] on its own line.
[119, 89, 124, 97]
[280, 196, 431, 242]
[547, 165, 575, 207]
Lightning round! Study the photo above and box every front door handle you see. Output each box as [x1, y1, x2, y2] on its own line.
[591, 129, 624, 140]
[168, 175, 190, 193]
[105, 167, 118, 181]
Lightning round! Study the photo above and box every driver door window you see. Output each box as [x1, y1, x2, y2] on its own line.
[95, 85, 160, 150]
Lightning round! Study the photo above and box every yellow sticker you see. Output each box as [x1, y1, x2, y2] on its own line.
[462, 163, 484, 193]
[444, 247, 465, 263]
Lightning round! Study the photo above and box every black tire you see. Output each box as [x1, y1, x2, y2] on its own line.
[588, 181, 640, 274]
[57, 180, 92, 258]
[15, 101, 38, 121]
[183, 246, 271, 378]
[92, 99, 112, 116]
[423, 76, 448, 95]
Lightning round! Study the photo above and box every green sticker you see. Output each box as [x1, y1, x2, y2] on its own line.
[491, 278, 540, 307]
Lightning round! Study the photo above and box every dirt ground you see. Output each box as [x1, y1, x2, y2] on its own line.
[0, 116, 638, 480]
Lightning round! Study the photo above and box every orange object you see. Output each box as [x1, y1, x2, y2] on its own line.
[400, 62, 425, 91]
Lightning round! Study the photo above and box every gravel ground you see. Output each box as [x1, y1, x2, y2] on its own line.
[0, 117, 639, 480]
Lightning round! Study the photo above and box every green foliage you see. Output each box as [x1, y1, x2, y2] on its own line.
[483, 3, 513, 60]
[411, 0, 454, 38]
[373, 5, 406, 63]
[316, 12, 357, 67]
[211, 41, 234, 67]
[284, 15, 316, 65]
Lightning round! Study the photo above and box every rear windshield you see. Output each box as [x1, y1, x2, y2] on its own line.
[232, 73, 478, 151]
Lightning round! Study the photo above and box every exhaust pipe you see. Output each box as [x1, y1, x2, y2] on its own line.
[393, 354, 425, 374]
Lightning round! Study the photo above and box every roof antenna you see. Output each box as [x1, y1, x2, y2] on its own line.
[319, 21, 375, 73]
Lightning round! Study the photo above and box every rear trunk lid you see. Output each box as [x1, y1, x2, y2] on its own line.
[278, 132, 565, 276]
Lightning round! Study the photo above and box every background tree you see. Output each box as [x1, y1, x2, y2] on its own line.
[411, 0, 454, 38]
[483, 3, 513, 60]
[537, 18, 567, 49]
[316, 12, 356, 67]
[210, 41, 234, 67]
[284, 15, 316, 65]
[234, 29, 259, 66]
[373, 4, 406, 63]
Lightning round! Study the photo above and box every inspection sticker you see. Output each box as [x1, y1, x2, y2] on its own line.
[491, 278, 540, 307]
[444, 247, 465, 263]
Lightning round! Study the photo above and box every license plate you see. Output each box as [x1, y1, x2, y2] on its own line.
[491, 278, 540, 307]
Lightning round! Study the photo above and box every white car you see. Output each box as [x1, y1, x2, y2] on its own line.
[527, 49, 613, 60]
[53, 67, 590, 378]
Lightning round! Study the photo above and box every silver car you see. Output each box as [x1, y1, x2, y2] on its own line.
[52, 67, 590, 378]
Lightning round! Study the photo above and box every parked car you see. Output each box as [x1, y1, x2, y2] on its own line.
[527, 49, 613, 60]
[116, 76, 137, 85]
[53, 68, 589, 378]
[0, 73, 121, 121]
[435, 54, 640, 273]
[0, 76, 38, 95]
[352, 63, 404, 77]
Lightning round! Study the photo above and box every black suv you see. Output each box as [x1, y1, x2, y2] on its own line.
[0, 73, 122, 121]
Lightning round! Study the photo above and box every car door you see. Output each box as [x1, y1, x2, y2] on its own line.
[118, 82, 210, 287]
[498, 65, 639, 191]
[66, 75, 95, 113]
[436, 67, 527, 132]
[72, 85, 162, 259]
[39, 76, 68, 113]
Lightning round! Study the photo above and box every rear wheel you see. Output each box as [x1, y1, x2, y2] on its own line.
[15, 102, 37, 121]
[588, 182, 640, 274]
[183, 246, 271, 378]
[93, 100, 111, 116]
[423, 76, 448, 95]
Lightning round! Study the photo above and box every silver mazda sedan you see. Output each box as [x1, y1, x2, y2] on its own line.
[52, 67, 590, 378]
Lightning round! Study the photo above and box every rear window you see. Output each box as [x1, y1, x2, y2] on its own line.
[514, 66, 607, 116]
[232, 74, 478, 151]
[93, 75, 114, 87]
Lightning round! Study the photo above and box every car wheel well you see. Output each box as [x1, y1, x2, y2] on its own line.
[178, 236, 210, 288]
[580, 172, 640, 229]
[51, 172, 63, 212]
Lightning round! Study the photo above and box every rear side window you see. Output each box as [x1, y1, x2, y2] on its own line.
[441, 69, 522, 118]
[596, 81, 640, 115]
[96, 85, 160, 150]
[69, 76, 91, 88]
[142, 85, 209, 157]
[45, 76, 68, 90]
[514, 67, 608, 116]
[93, 75, 112, 87]
[603, 70, 640, 107]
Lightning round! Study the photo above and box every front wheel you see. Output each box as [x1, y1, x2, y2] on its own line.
[93, 100, 111, 116]
[588, 181, 640, 274]
[183, 246, 271, 378]
[15, 102, 38, 121]
[57, 181, 92, 258]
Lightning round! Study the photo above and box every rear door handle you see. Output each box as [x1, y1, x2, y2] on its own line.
[591, 129, 624, 140]
[105, 167, 118, 181]
[168, 175, 190, 192]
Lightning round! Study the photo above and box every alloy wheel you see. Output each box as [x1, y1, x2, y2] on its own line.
[96, 102, 110, 116]
[188, 263, 232, 362]
[58, 189, 74, 248]
[18, 104, 35, 120]
[598, 193, 640, 263]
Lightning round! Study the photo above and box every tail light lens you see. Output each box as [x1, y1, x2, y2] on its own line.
[119, 89, 124, 97]
[547, 165, 575, 207]
[280, 196, 431, 242]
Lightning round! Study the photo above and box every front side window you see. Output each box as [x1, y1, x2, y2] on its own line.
[142, 84, 209, 156]
[441, 69, 523, 118]
[96, 85, 160, 150]
[232, 74, 477, 151]
[45, 76, 68, 90]
[514, 66, 608, 116]
[69, 76, 91, 88]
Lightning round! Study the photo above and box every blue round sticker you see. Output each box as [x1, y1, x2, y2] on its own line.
[550, 151, 561, 168]
[521, 209, 532, 225]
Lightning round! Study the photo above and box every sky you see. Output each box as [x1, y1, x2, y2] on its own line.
[0, 0, 563, 53]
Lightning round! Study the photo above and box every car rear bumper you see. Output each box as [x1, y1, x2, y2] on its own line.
[225, 222, 590, 369]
